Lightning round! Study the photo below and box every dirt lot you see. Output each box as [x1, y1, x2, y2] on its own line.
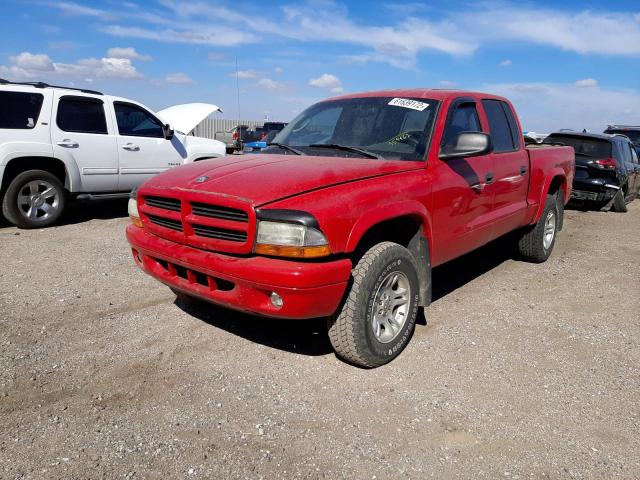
[1, 200, 639, 479]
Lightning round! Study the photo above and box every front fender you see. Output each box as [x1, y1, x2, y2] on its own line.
[183, 136, 226, 164]
[345, 200, 432, 252]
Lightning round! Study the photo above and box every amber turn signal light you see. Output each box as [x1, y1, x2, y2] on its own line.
[255, 244, 331, 258]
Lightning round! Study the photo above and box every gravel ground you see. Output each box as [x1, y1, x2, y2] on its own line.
[1, 200, 639, 480]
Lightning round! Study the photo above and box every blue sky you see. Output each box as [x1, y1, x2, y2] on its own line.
[1, 0, 639, 132]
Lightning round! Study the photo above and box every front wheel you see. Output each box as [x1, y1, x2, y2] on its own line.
[517, 193, 559, 263]
[328, 242, 420, 368]
[2, 170, 67, 229]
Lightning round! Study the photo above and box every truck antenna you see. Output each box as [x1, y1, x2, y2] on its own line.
[235, 56, 241, 121]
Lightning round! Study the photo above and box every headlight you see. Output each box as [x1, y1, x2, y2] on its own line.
[128, 189, 143, 228]
[255, 221, 330, 258]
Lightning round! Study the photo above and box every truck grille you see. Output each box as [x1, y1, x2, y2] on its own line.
[145, 196, 181, 212]
[139, 193, 255, 254]
[148, 214, 183, 232]
[191, 202, 248, 222]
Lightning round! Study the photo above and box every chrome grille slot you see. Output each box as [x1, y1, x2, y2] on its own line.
[192, 224, 247, 242]
[191, 202, 248, 222]
[148, 214, 183, 232]
[145, 196, 181, 212]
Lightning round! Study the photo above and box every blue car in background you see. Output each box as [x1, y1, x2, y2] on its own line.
[244, 122, 286, 153]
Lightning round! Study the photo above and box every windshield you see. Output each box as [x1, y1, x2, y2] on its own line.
[546, 135, 611, 158]
[270, 96, 439, 161]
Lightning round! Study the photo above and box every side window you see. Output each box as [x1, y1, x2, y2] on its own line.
[482, 99, 518, 153]
[631, 146, 639, 164]
[56, 96, 107, 134]
[442, 102, 481, 148]
[0, 91, 44, 129]
[114, 102, 164, 138]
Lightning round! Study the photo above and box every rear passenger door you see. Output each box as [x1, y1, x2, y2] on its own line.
[50, 93, 118, 192]
[624, 142, 640, 197]
[481, 99, 530, 235]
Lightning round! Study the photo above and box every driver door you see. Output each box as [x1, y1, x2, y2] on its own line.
[430, 99, 495, 265]
[112, 101, 183, 191]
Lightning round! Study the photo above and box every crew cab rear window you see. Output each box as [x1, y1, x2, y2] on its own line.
[0, 91, 44, 129]
[57, 96, 108, 134]
[482, 100, 519, 153]
[114, 102, 164, 138]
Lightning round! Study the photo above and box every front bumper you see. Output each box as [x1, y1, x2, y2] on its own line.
[126, 225, 352, 319]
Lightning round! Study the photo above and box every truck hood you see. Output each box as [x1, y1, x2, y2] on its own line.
[145, 154, 423, 206]
[156, 103, 222, 134]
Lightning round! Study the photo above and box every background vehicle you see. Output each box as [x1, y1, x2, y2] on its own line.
[604, 125, 640, 154]
[546, 131, 640, 211]
[127, 89, 574, 368]
[0, 79, 226, 228]
[215, 125, 259, 153]
[244, 130, 280, 153]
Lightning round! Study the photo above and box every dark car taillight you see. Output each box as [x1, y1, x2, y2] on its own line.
[595, 158, 616, 169]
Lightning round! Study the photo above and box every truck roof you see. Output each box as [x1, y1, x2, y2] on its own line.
[548, 131, 629, 143]
[325, 88, 510, 103]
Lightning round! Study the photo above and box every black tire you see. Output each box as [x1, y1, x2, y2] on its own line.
[2, 170, 66, 229]
[517, 193, 559, 263]
[611, 187, 628, 213]
[328, 242, 420, 368]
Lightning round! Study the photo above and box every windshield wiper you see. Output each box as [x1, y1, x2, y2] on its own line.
[267, 142, 304, 155]
[309, 143, 383, 160]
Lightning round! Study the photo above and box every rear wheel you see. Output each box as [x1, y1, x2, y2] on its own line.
[611, 187, 628, 213]
[327, 242, 420, 368]
[517, 193, 559, 263]
[2, 170, 66, 229]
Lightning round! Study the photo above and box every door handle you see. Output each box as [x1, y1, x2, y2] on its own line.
[470, 182, 484, 193]
[122, 143, 140, 151]
[485, 172, 494, 184]
[56, 139, 79, 148]
[520, 165, 527, 176]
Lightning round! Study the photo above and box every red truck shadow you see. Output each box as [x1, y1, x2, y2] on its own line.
[175, 235, 517, 357]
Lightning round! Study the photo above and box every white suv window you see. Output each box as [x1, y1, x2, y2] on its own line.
[56, 96, 108, 134]
[0, 91, 44, 129]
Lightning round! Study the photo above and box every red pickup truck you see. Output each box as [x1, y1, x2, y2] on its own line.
[126, 90, 574, 367]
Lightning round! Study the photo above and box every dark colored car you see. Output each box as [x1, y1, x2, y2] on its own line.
[546, 131, 640, 212]
[604, 125, 640, 154]
[261, 121, 286, 137]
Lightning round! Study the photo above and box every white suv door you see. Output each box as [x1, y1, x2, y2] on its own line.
[112, 101, 183, 191]
[50, 92, 119, 192]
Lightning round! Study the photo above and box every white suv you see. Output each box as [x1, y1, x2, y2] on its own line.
[0, 79, 226, 228]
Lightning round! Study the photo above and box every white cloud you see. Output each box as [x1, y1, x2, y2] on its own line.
[574, 78, 598, 88]
[101, 25, 258, 47]
[106, 47, 151, 61]
[50, 1, 113, 19]
[208, 52, 225, 61]
[499, 59, 512, 67]
[165, 72, 193, 84]
[257, 77, 285, 91]
[234, 70, 259, 79]
[309, 73, 342, 92]
[0, 50, 142, 81]
[10, 52, 54, 71]
[486, 81, 640, 133]
[274, 67, 284, 74]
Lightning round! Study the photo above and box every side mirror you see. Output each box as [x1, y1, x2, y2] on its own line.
[163, 124, 174, 140]
[439, 132, 492, 160]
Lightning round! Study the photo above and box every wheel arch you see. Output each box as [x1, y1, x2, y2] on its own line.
[1, 155, 80, 193]
[345, 204, 433, 307]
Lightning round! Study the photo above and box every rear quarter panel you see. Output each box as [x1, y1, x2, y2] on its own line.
[525, 145, 575, 223]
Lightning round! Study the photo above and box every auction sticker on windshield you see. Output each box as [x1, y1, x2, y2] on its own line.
[388, 98, 430, 111]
